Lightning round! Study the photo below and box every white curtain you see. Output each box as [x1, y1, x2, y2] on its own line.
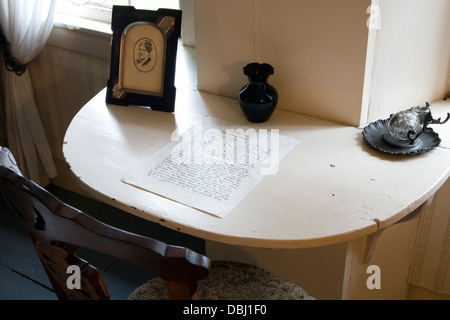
[0, 0, 57, 186]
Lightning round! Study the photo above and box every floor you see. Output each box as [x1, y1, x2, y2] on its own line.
[0, 184, 205, 300]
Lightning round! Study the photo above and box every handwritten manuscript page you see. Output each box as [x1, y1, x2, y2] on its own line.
[122, 117, 298, 218]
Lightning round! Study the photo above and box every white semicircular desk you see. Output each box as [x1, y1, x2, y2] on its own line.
[63, 84, 450, 299]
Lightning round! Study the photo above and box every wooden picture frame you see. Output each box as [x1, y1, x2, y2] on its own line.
[106, 6, 182, 112]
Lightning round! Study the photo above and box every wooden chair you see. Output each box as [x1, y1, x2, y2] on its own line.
[0, 147, 314, 300]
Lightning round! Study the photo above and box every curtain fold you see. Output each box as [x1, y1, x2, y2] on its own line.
[0, 0, 57, 186]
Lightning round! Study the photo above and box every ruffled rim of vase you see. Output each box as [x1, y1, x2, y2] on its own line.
[243, 63, 274, 78]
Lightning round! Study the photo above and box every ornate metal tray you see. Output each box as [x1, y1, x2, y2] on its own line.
[363, 119, 441, 155]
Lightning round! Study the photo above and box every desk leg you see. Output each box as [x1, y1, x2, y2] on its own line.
[341, 218, 422, 299]
[206, 214, 421, 300]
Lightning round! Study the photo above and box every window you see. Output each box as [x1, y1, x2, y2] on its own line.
[56, 0, 180, 24]
[54, 0, 194, 47]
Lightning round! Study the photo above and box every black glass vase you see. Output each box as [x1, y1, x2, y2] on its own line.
[238, 63, 278, 123]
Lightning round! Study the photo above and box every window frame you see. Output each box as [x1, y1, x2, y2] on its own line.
[56, 0, 181, 24]
[52, 0, 195, 56]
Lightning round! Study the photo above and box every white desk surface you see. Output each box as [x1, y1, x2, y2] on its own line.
[63, 87, 450, 249]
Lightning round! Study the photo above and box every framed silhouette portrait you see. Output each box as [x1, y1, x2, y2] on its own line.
[106, 6, 182, 112]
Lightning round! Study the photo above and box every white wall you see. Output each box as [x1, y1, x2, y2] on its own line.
[194, 0, 371, 126]
[362, 0, 450, 125]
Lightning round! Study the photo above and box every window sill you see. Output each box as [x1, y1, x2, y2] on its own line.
[54, 13, 112, 37]
[49, 13, 112, 59]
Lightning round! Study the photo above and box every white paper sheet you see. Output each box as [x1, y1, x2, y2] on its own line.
[122, 117, 299, 218]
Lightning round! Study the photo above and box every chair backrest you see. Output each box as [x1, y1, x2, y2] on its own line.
[0, 147, 209, 300]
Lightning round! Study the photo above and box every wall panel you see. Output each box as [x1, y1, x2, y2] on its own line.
[195, 0, 371, 126]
